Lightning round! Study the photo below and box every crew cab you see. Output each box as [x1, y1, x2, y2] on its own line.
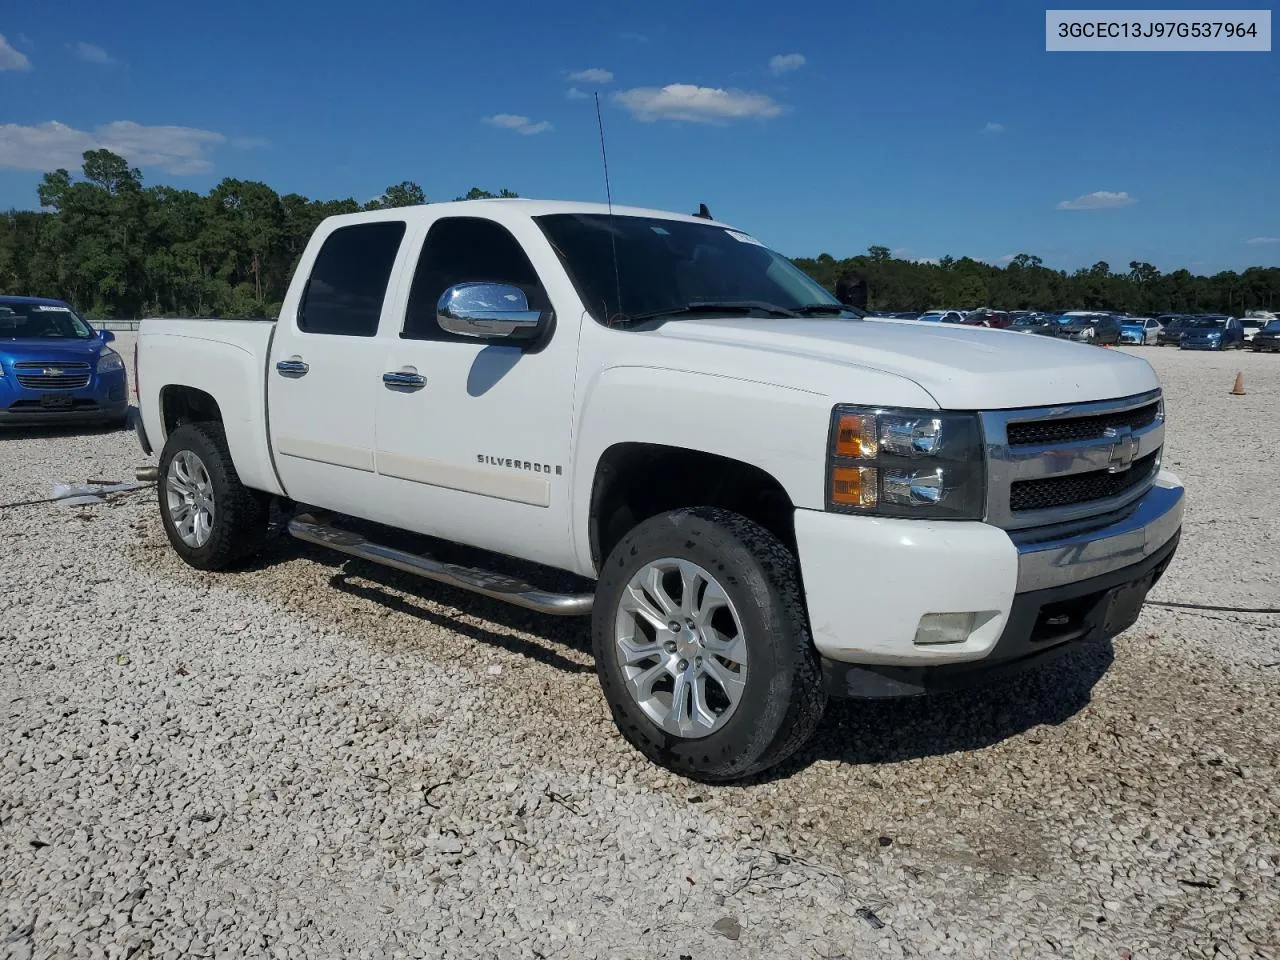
[131, 200, 1185, 782]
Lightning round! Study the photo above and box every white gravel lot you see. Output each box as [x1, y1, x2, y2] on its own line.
[2, 336, 1277, 960]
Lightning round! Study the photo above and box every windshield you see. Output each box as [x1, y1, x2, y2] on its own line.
[534, 214, 842, 325]
[0, 303, 94, 339]
[1186, 318, 1226, 328]
[1264, 320, 1280, 332]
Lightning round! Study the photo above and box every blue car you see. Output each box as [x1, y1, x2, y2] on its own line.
[1179, 315, 1246, 351]
[0, 296, 129, 427]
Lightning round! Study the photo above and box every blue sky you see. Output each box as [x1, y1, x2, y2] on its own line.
[1, 0, 1276, 272]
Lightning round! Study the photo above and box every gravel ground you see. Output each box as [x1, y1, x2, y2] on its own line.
[2, 336, 1277, 960]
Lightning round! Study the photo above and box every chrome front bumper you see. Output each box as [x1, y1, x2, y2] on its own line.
[1014, 472, 1184, 592]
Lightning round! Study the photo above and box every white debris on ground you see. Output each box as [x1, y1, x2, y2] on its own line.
[1, 335, 1277, 959]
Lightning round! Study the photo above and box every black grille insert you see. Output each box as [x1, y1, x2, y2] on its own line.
[1010, 451, 1159, 513]
[1006, 401, 1160, 447]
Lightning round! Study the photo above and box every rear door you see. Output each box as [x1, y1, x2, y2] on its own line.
[267, 218, 411, 514]
[369, 213, 581, 570]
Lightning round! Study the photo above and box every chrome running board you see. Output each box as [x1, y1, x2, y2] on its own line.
[287, 513, 593, 616]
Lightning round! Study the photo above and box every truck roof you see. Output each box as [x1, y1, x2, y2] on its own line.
[319, 198, 737, 231]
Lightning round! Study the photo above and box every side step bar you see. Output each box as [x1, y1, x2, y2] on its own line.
[287, 513, 594, 617]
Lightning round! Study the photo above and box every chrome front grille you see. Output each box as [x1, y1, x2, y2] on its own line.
[1009, 450, 1159, 512]
[982, 390, 1164, 530]
[13, 360, 92, 390]
[1005, 401, 1160, 447]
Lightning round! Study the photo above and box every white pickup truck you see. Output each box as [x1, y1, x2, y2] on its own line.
[132, 199, 1184, 781]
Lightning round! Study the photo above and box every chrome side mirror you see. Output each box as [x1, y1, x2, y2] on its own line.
[437, 282, 544, 341]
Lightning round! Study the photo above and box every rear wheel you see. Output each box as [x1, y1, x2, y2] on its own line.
[592, 507, 825, 782]
[158, 422, 270, 570]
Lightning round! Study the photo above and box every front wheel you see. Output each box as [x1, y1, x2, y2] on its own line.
[592, 507, 825, 782]
[158, 422, 270, 570]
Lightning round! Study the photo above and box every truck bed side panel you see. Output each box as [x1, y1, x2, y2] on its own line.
[137, 319, 284, 496]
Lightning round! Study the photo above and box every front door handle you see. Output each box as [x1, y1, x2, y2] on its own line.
[382, 370, 426, 391]
[276, 358, 309, 378]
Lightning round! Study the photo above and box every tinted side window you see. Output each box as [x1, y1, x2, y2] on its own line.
[402, 217, 547, 341]
[298, 221, 407, 336]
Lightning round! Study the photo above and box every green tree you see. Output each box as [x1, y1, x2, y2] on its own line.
[365, 181, 427, 210]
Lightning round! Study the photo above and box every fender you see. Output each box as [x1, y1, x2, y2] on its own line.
[138, 324, 285, 497]
[570, 364, 833, 575]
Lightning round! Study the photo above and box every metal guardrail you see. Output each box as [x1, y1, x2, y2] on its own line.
[97, 320, 141, 332]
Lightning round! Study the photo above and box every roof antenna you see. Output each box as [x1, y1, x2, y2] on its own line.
[594, 91, 624, 326]
[694, 203, 712, 219]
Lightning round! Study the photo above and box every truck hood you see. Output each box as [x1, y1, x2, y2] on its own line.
[653, 317, 1159, 409]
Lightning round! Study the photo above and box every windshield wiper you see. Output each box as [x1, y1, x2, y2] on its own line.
[615, 300, 800, 325]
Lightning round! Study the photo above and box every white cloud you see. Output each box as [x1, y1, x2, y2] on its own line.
[998, 253, 1016, 263]
[982, 122, 1005, 135]
[614, 84, 784, 124]
[1056, 190, 1136, 211]
[620, 32, 649, 42]
[71, 41, 118, 65]
[1244, 236, 1280, 245]
[0, 120, 227, 174]
[913, 257, 940, 265]
[768, 53, 806, 76]
[566, 87, 589, 100]
[569, 68, 613, 84]
[483, 114, 552, 135]
[0, 33, 31, 70]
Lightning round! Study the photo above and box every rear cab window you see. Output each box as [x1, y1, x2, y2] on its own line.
[298, 221, 407, 336]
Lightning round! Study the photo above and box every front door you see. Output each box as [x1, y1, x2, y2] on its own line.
[370, 213, 581, 571]
[268, 218, 411, 515]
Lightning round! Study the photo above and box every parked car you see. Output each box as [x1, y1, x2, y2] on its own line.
[1249, 318, 1280, 352]
[1058, 311, 1114, 343]
[916, 310, 968, 324]
[1010, 314, 1060, 337]
[1242, 311, 1275, 343]
[1180, 315, 1245, 350]
[0, 296, 129, 427]
[1156, 315, 1190, 346]
[1119, 317, 1163, 345]
[965, 308, 1012, 329]
[132, 198, 1184, 782]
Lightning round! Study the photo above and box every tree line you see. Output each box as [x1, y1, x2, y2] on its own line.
[0, 150, 517, 320]
[793, 248, 1279, 317]
[1, 150, 1276, 319]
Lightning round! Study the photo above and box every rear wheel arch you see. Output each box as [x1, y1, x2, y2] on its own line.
[159, 384, 223, 439]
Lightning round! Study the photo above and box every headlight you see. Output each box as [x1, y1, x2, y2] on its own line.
[97, 349, 124, 373]
[826, 405, 986, 520]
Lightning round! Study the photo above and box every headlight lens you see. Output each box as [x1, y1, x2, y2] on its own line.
[97, 349, 124, 373]
[828, 406, 985, 520]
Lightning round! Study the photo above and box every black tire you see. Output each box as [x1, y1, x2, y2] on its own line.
[592, 507, 825, 782]
[157, 421, 270, 571]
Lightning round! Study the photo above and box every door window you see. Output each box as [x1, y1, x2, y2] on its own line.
[402, 217, 549, 341]
[298, 221, 407, 336]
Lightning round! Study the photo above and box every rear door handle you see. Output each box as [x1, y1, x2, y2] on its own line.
[382, 371, 426, 391]
[276, 358, 309, 378]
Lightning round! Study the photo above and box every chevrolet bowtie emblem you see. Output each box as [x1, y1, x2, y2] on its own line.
[1104, 425, 1137, 473]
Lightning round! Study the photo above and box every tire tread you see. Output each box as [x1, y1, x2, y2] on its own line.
[158, 421, 269, 570]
